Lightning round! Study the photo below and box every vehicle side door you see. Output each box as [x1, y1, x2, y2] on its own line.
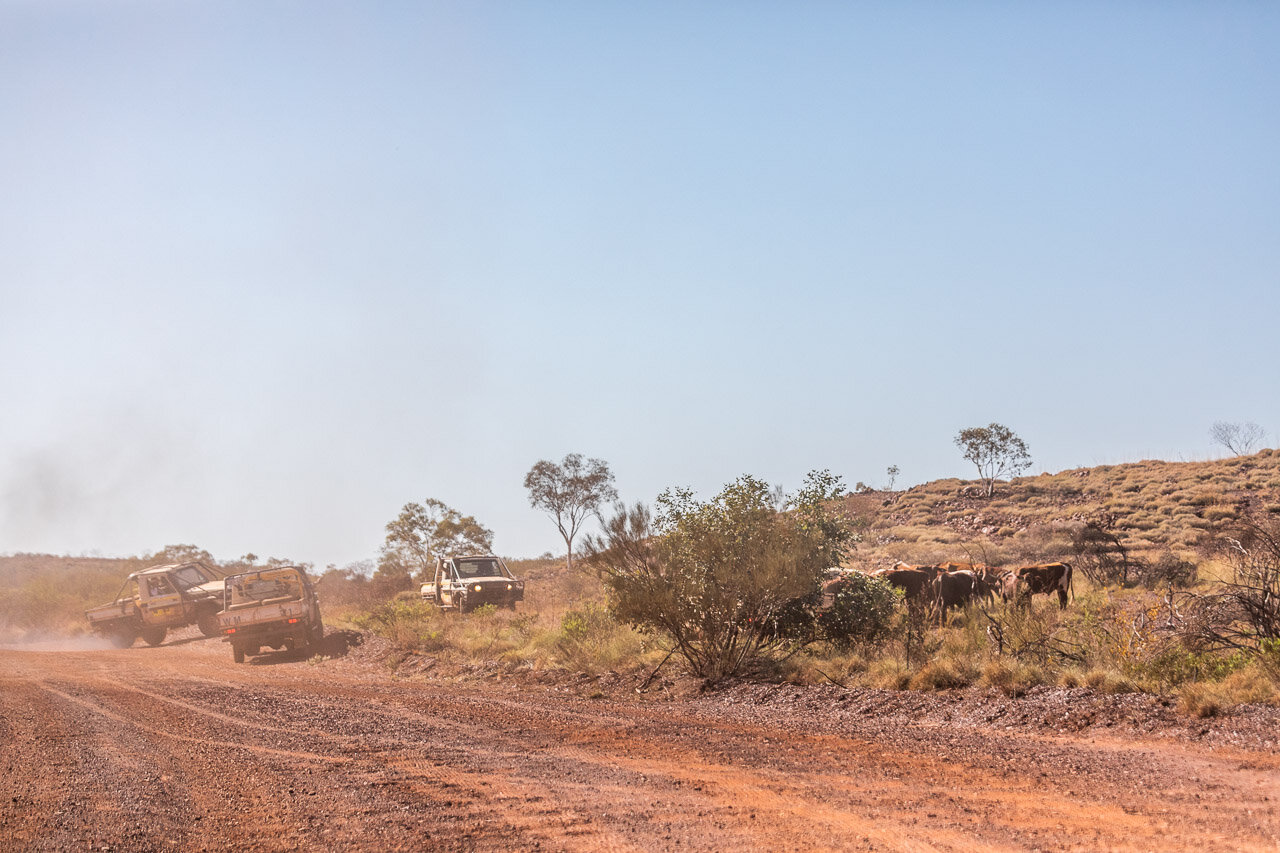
[437, 560, 456, 607]
[139, 574, 183, 626]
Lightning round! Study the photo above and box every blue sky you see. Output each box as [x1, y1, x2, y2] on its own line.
[2, 2, 1278, 568]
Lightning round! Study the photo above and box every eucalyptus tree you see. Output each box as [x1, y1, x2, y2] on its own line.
[954, 423, 1031, 498]
[523, 453, 617, 571]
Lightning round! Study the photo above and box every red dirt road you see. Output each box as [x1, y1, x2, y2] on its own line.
[2, 633, 1277, 851]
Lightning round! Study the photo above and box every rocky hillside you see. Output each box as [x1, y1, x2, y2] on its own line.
[840, 448, 1280, 572]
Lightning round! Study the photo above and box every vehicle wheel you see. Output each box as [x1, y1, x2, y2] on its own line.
[232, 646, 245, 664]
[141, 626, 167, 647]
[309, 618, 325, 645]
[108, 627, 138, 648]
[196, 609, 220, 638]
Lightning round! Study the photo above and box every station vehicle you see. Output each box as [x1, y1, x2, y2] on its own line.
[217, 565, 324, 663]
[86, 561, 225, 648]
[420, 555, 524, 612]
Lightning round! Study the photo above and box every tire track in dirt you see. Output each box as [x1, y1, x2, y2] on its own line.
[4, 644, 1279, 851]
[365, 684, 1280, 851]
[5, 672, 524, 850]
[36, 682, 354, 766]
[323, 683, 1278, 850]
[15, 664, 649, 850]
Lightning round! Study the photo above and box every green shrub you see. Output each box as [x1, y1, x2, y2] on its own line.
[1141, 647, 1250, 687]
[560, 602, 615, 643]
[817, 573, 899, 649]
[352, 598, 446, 653]
[587, 471, 856, 681]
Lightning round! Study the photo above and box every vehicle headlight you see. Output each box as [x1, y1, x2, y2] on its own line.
[473, 584, 482, 592]
[506, 583, 512, 590]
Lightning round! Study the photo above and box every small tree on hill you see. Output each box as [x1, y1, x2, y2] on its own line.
[524, 453, 617, 571]
[955, 423, 1032, 498]
[886, 465, 900, 491]
[584, 470, 856, 681]
[1209, 421, 1265, 457]
[379, 498, 494, 583]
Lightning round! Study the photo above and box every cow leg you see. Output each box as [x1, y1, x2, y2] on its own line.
[1057, 587, 1068, 609]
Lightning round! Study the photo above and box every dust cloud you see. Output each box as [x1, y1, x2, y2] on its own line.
[0, 632, 114, 652]
[0, 413, 202, 556]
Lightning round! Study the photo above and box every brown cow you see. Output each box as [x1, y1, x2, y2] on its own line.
[932, 570, 981, 622]
[936, 561, 982, 573]
[889, 561, 932, 573]
[882, 567, 938, 602]
[974, 565, 1005, 602]
[932, 562, 1000, 601]
[1007, 562, 1074, 609]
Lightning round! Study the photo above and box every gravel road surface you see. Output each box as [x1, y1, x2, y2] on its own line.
[2, 630, 1277, 851]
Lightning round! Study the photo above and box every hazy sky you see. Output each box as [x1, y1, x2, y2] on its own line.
[3, 2, 1278, 568]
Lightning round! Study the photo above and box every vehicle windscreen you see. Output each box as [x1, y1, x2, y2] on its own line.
[145, 575, 177, 598]
[172, 565, 212, 591]
[227, 570, 304, 606]
[454, 559, 506, 578]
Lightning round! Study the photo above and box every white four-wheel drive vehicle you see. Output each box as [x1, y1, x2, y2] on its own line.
[420, 555, 524, 613]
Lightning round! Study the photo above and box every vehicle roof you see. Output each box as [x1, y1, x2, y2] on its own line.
[223, 565, 305, 579]
[129, 561, 215, 577]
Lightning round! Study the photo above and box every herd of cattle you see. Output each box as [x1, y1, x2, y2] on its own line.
[832, 561, 1074, 619]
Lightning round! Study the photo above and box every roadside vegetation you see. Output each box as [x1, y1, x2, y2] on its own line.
[5, 449, 1280, 715]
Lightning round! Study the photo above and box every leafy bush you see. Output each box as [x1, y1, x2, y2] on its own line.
[816, 572, 899, 649]
[586, 470, 856, 681]
[352, 598, 444, 653]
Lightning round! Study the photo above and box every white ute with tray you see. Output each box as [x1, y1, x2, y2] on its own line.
[217, 565, 324, 663]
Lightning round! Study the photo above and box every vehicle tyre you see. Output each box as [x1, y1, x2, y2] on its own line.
[140, 626, 167, 647]
[309, 618, 324, 645]
[232, 646, 245, 664]
[196, 609, 220, 638]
